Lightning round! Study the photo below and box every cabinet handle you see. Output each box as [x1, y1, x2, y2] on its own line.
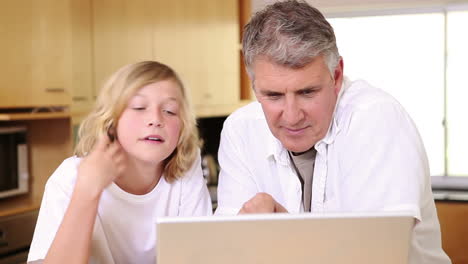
[72, 96, 88, 102]
[45, 87, 65, 93]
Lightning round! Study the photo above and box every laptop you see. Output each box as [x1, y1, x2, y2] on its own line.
[156, 211, 413, 264]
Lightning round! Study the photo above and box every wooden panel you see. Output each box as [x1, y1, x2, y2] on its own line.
[0, 112, 70, 121]
[31, 0, 72, 106]
[71, 0, 94, 113]
[239, 0, 254, 101]
[195, 100, 251, 118]
[0, 0, 72, 108]
[28, 118, 73, 201]
[435, 201, 468, 264]
[153, 0, 240, 108]
[0, 195, 40, 218]
[92, 0, 154, 93]
[0, 1, 33, 107]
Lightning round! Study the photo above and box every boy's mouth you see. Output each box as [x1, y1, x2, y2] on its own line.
[142, 135, 165, 142]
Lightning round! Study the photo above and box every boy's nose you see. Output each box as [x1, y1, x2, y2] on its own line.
[148, 121, 163, 127]
[147, 113, 164, 127]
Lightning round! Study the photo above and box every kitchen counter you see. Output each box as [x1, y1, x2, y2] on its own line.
[432, 176, 468, 202]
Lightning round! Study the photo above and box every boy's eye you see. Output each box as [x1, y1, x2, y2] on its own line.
[132, 107, 146, 111]
[163, 109, 177, 115]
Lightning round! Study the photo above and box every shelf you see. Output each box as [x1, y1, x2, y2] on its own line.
[0, 195, 41, 218]
[0, 111, 70, 121]
[195, 100, 253, 118]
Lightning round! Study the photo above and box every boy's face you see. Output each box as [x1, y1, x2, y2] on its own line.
[116, 80, 182, 166]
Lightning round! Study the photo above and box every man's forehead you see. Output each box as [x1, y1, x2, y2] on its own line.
[253, 58, 329, 91]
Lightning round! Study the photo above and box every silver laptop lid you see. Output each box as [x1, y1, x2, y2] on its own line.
[156, 212, 413, 264]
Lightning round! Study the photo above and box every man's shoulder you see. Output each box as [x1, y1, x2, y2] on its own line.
[226, 101, 264, 123]
[223, 101, 268, 132]
[340, 79, 400, 111]
[336, 79, 408, 125]
[222, 101, 273, 145]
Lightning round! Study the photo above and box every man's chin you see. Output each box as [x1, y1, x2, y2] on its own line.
[282, 142, 314, 153]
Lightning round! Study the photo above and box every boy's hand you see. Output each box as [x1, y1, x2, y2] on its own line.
[76, 135, 127, 199]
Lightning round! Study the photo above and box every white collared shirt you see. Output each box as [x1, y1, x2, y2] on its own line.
[216, 78, 451, 264]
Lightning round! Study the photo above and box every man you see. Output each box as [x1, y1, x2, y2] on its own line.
[215, 0, 451, 263]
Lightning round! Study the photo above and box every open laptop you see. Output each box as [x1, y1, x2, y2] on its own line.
[156, 211, 413, 264]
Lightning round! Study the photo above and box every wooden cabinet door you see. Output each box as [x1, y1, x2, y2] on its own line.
[70, 0, 94, 113]
[0, 0, 71, 108]
[92, 0, 154, 95]
[152, 0, 240, 111]
[436, 201, 468, 264]
[0, 1, 33, 107]
[30, 0, 72, 107]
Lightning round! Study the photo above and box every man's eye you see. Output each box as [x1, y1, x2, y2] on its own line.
[266, 93, 282, 100]
[299, 89, 314, 96]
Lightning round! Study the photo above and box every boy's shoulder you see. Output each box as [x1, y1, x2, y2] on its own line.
[46, 156, 82, 194]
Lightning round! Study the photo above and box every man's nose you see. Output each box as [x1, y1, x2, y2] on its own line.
[283, 98, 304, 126]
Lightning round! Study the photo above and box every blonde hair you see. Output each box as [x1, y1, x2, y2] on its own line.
[75, 61, 200, 183]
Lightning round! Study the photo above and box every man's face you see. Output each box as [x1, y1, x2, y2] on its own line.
[253, 55, 343, 153]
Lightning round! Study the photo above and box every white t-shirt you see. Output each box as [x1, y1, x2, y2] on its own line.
[28, 155, 212, 264]
[216, 78, 451, 264]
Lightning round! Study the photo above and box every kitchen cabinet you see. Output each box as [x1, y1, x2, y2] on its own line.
[436, 201, 468, 264]
[92, 0, 154, 95]
[92, 0, 242, 117]
[152, 0, 240, 111]
[0, 1, 32, 107]
[30, 0, 72, 107]
[0, 115, 72, 218]
[70, 0, 94, 114]
[0, 0, 71, 108]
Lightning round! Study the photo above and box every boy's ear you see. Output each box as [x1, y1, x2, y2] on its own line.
[107, 125, 117, 142]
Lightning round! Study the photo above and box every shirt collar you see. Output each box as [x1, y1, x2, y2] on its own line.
[265, 77, 350, 162]
[316, 77, 349, 146]
[264, 129, 290, 165]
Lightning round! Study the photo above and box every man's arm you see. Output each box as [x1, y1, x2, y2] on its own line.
[338, 101, 424, 217]
[216, 115, 265, 215]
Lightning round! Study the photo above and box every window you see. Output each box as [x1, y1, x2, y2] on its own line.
[446, 10, 468, 176]
[327, 8, 468, 178]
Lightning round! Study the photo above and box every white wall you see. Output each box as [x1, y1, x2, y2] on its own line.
[252, 0, 468, 14]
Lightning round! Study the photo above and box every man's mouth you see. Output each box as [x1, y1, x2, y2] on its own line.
[283, 126, 308, 135]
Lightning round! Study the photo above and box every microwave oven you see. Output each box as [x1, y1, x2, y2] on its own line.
[0, 126, 29, 199]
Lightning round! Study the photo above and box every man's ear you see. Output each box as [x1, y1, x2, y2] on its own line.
[252, 83, 259, 101]
[333, 57, 344, 95]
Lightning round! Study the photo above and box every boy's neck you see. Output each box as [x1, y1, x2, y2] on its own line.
[114, 158, 164, 195]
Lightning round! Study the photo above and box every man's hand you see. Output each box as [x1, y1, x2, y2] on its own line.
[238, 192, 288, 214]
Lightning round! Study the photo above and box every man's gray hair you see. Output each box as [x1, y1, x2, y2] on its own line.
[242, 0, 340, 80]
